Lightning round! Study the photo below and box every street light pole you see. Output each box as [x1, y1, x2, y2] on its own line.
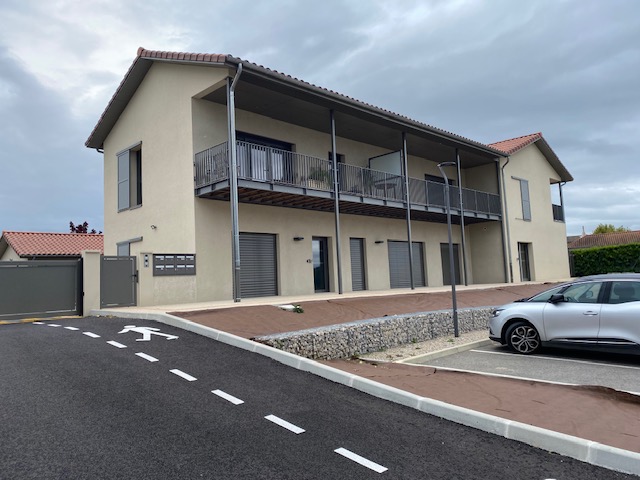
[438, 161, 459, 337]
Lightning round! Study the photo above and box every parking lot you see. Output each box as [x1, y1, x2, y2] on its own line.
[406, 343, 640, 395]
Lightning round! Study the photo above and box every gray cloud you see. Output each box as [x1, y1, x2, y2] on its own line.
[1, 0, 639, 235]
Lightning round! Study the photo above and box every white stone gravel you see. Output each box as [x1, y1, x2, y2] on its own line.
[359, 328, 490, 362]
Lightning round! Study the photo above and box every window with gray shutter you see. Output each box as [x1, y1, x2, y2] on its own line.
[350, 238, 366, 291]
[388, 241, 425, 288]
[239, 233, 278, 298]
[117, 143, 142, 211]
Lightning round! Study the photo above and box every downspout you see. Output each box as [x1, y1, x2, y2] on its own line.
[455, 149, 468, 285]
[330, 109, 343, 294]
[559, 181, 566, 222]
[402, 132, 414, 289]
[228, 63, 243, 301]
[500, 156, 513, 283]
[95, 148, 104, 154]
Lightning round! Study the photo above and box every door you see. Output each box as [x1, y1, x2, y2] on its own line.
[239, 233, 278, 298]
[312, 237, 329, 292]
[388, 241, 425, 288]
[598, 280, 640, 347]
[100, 256, 137, 308]
[518, 242, 531, 281]
[440, 243, 461, 286]
[350, 238, 366, 291]
[542, 281, 603, 344]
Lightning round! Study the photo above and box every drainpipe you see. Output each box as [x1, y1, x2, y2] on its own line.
[455, 149, 468, 286]
[330, 109, 343, 294]
[402, 132, 414, 289]
[559, 181, 566, 222]
[500, 156, 514, 283]
[228, 63, 243, 301]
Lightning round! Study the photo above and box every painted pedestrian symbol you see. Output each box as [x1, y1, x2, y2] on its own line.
[118, 325, 179, 342]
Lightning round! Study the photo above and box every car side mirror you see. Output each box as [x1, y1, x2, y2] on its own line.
[549, 293, 566, 304]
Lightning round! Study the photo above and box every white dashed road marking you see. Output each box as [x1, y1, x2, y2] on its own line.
[48, 324, 61, 327]
[107, 341, 127, 349]
[83, 332, 100, 338]
[212, 389, 244, 405]
[334, 447, 388, 473]
[64, 327, 80, 331]
[135, 352, 158, 363]
[170, 369, 197, 381]
[32, 322, 44, 325]
[264, 415, 305, 434]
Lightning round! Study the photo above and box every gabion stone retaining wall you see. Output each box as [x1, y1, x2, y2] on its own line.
[254, 307, 494, 360]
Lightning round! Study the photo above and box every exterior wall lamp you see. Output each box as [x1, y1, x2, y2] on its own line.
[293, 236, 304, 241]
[375, 240, 385, 244]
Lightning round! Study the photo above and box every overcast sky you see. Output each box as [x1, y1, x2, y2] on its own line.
[1, 0, 639, 236]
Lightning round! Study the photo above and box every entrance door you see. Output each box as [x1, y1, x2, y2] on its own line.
[350, 238, 366, 291]
[518, 242, 531, 281]
[239, 233, 278, 298]
[312, 237, 329, 292]
[101, 256, 137, 308]
[440, 243, 461, 286]
[388, 241, 425, 288]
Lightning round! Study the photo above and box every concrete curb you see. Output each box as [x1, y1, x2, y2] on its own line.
[397, 339, 493, 364]
[92, 309, 640, 476]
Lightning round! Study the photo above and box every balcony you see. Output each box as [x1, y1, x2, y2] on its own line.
[195, 141, 501, 224]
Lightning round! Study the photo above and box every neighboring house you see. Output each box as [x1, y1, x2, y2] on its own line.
[489, 133, 573, 283]
[0, 231, 104, 261]
[85, 48, 573, 306]
[568, 230, 640, 250]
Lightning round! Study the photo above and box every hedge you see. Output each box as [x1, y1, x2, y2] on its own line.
[571, 243, 640, 277]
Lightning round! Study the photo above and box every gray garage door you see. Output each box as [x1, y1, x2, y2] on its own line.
[350, 238, 366, 291]
[240, 233, 278, 298]
[0, 260, 82, 320]
[388, 241, 425, 288]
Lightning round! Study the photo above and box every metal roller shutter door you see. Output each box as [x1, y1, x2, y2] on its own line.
[388, 241, 425, 288]
[350, 238, 366, 291]
[239, 233, 278, 298]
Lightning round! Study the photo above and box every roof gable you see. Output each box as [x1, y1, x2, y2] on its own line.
[489, 133, 573, 182]
[1, 231, 104, 258]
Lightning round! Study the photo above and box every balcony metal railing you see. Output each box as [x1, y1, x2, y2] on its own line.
[195, 141, 502, 217]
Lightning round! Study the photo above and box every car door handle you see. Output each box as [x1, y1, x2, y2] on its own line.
[582, 311, 598, 316]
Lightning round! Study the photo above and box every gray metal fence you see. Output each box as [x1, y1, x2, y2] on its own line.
[0, 260, 82, 320]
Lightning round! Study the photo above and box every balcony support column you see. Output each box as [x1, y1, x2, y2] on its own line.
[330, 109, 343, 294]
[402, 132, 415, 290]
[456, 149, 468, 286]
[227, 64, 243, 302]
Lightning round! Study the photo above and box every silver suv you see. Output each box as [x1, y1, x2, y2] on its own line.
[489, 273, 640, 354]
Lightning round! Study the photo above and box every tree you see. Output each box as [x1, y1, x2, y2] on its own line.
[69, 221, 102, 234]
[592, 224, 630, 234]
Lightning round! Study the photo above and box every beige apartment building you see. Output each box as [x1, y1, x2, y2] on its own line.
[86, 48, 573, 307]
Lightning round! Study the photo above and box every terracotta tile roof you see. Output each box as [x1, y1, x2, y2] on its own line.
[86, 47, 505, 158]
[1, 231, 104, 258]
[488, 133, 542, 155]
[568, 231, 640, 250]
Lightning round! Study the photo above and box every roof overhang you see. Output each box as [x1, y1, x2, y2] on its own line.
[86, 49, 506, 167]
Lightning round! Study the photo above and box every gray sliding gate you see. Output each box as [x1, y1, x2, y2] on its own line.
[0, 260, 82, 320]
[100, 256, 137, 308]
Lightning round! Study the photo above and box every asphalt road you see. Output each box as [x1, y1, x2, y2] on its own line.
[411, 343, 640, 394]
[0, 317, 635, 479]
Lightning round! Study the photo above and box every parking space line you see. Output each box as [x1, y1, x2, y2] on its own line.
[64, 326, 80, 331]
[83, 332, 100, 338]
[170, 369, 197, 381]
[107, 341, 127, 349]
[334, 447, 387, 473]
[470, 349, 640, 371]
[264, 414, 305, 434]
[212, 389, 244, 405]
[135, 352, 158, 362]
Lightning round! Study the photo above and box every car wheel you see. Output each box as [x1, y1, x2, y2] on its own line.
[505, 322, 540, 354]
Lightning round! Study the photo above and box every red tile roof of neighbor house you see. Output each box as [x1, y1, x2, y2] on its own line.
[568, 231, 640, 250]
[488, 133, 542, 155]
[1, 231, 104, 258]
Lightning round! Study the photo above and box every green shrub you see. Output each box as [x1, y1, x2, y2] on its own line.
[572, 243, 640, 276]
